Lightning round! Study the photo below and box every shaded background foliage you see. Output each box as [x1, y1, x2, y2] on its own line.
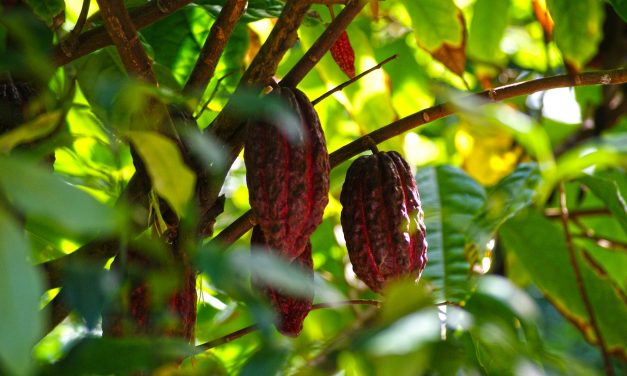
[0, 0, 626, 375]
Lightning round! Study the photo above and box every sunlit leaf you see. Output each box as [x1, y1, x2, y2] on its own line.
[468, 0, 511, 62]
[0, 157, 119, 235]
[127, 131, 196, 218]
[466, 163, 541, 261]
[0, 110, 61, 153]
[405, 0, 466, 75]
[547, 0, 604, 70]
[416, 166, 486, 303]
[0, 206, 44, 376]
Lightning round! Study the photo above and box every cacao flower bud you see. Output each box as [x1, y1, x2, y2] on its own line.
[245, 87, 330, 261]
[340, 151, 427, 292]
[251, 226, 314, 337]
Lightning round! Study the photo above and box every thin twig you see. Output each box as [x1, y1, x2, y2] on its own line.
[194, 71, 239, 120]
[312, 54, 398, 105]
[210, 68, 627, 248]
[558, 183, 614, 376]
[544, 207, 610, 218]
[59, 0, 91, 57]
[197, 299, 380, 350]
[281, 0, 368, 87]
[572, 234, 627, 252]
[51, 0, 194, 67]
[183, 0, 247, 98]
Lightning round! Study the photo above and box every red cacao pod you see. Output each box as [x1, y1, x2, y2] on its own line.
[330, 31, 356, 79]
[340, 151, 427, 292]
[251, 226, 314, 337]
[245, 87, 330, 261]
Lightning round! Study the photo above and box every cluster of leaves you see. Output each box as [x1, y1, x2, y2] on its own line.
[0, 0, 626, 375]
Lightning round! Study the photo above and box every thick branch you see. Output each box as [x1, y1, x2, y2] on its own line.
[558, 184, 615, 376]
[281, 0, 368, 87]
[210, 68, 627, 249]
[51, 0, 193, 67]
[183, 0, 247, 98]
[95, 0, 158, 82]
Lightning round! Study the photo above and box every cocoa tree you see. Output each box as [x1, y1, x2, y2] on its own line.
[0, 0, 626, 374]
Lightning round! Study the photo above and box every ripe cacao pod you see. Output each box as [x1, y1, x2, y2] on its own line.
[245, 87, 330, 261]
[251, 226, 314, 337]
[340, 151, 427, 292]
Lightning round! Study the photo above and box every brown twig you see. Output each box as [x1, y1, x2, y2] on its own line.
[96, 0, 177, 139]
[312, 54, 398, 105]
[544, 207, 610, 218]
[51, 0, 193, 67]
[573, 234, 627, 252]
[210, 68, 627, 248]
[183, 0, 247, 98]
[59, 0, 91, 56]
[197, 299, 380, 350]
[558, 183, 614, 376]
[281, 0, 368, 87]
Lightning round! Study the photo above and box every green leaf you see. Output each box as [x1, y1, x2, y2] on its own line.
[199, 0, 283, 23]
[404, 0, 463, 50]
[608, 0, 627, 22]
[467, 0, 511, 62]
[578, 175, 627, 234]
[539, 134, 627, 202]
[127, 131, 196, 218]
[141, 6, 211, 85]
[41, 337, 200, 376]
[239, 345, 288, 376]
[500, 208, 627, 358]
[416, 166, 486, 302]
[0, 110, 61, 153]
[466, 163, 541, 261]
[0, 157, 119, 235]
[23, 0, 64, 27]
[0, 206, 44, 376]
[547, 0, 604, 69]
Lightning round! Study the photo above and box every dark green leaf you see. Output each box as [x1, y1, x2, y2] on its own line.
[500, 208, 627, 357]
[578, 175, 627, 234]
[42, 337, 200, 376]
[23, 0, 64, 27]
[61, 262, 119, 330]
[0, 206, 44, 376]
[608, 0, 627, 22]
[416, 165, 486, 303]
[239, 345, 288, 376]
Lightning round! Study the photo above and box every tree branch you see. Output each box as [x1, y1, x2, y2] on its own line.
[558, 184, 614, 376]
[51, 0, 193, 67]
[183, 0, 247, 98]
[281, 0, 368, 87]
[197, 299, 380, 350]
[96, 0, 178, 139]
[210, 68, 627, 249]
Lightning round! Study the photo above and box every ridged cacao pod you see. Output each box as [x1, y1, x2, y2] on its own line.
[340, 151, 427, 292]
[251, 226, 314, 337]
[245, 87, 330, 261]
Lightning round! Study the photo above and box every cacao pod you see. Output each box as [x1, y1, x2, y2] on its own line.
[245, 87, 330, 261]
[340, 151, 427, 292]
[251, 226, 314, 337]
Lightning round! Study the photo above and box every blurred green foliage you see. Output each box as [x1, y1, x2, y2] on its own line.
[0, 0, 626, 375]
